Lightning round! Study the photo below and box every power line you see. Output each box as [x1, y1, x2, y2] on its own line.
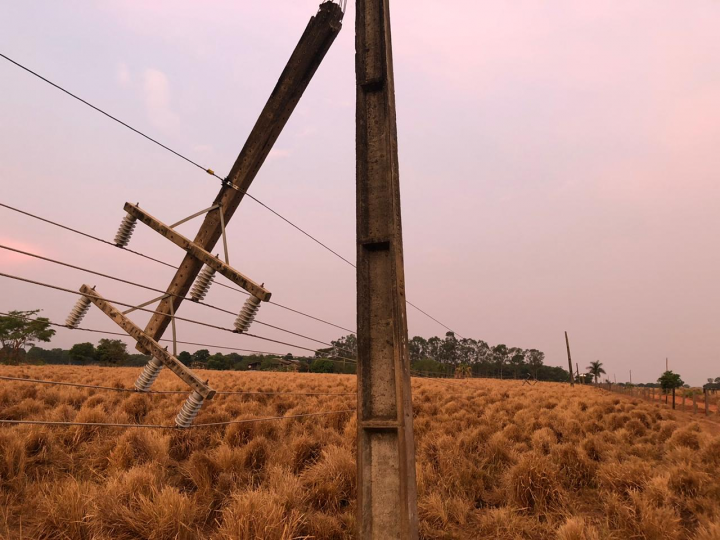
[0, 311, 359, 364]
[0, 272, 331, 355]
[0, 202, 354, 335]
[0, 375, 355, 396]
[0, 409, 356, 430]
[0, 243, 341, 348]
[0, 53, 464, 339]
[0, 52, 354, 269]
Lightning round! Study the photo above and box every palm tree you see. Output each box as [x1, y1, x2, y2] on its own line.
[587, 360, 606, 384]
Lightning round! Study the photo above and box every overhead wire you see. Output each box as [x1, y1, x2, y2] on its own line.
[0, 375, 355, 396]
[0, 243, 341, 348]
[0, 409, 356, 430]
[0, 272, 335, 355]
[0, 203, 354, 335]
[0, 53, 464, 339]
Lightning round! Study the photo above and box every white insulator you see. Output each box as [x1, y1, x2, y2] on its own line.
[134, 357, 164, 392]
[175, 391, 204, 428]
[234, 295, 261, 333]
[114, 213, 137, 247]
[190, 265, 216, 302]
[65, 296, 91, 328]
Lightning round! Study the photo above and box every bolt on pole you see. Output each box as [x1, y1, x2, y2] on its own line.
[356, 0, 419, 537]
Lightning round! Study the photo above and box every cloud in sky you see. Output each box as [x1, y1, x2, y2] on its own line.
[116, 62, 131, 86]
[142, 68, 179, 132]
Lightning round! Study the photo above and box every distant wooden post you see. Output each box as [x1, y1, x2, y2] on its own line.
[564, 332, 575, 386]
[672, 387, 675, 410]
[705, 392, 709, 416]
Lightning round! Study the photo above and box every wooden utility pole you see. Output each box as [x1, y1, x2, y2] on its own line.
[140, 3, 344, 345]
[629, 370, 632, 385]
[576, 363, 580, 384]
[564, 331, 575, 386]
[356, 0, 418, 537]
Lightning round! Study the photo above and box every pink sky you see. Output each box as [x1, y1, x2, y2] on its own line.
[0, 1, 718, 385]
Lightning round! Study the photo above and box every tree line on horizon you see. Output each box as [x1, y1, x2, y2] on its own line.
[0, 310, 701, 386]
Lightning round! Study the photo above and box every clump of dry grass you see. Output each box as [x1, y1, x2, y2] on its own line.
[0, 365, 719, 539]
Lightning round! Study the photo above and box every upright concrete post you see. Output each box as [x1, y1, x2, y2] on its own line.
[564, 331, 575, 386]
[356, 0, 418, 538]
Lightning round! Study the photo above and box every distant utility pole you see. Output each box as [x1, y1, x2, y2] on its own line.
[564, 331, 575, 386]
[356, 0, 418, 537]
[666, 357, 669, 372]
[576, 363, 580, 383]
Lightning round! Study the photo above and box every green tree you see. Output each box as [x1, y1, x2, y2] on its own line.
[509, 347, 526, 379]
[191, 349, 210, 365]
[526, 349, 545, 378]
[658, 371, 684, 392]
[0, 310, 55, 364]
[68, 342, 96, 364]
[207, 354, 230, 370]
[586, 360, 606, 384]
[492, 344, 509, 379]
[178, 351, 192, 366]
[331, 334, 357, 359]
[96, 339, 128, 365]
[310, 359, 335, 373]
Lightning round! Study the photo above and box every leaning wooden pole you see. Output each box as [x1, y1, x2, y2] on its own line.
[356, 0, 419, 537]
[142, 2, 344, 344]
[565, 331, 575, 386]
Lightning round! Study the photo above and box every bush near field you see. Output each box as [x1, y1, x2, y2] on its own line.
[1, 365, 720, 539]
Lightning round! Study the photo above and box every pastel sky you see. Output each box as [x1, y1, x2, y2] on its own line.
[0, 1, 718, 386]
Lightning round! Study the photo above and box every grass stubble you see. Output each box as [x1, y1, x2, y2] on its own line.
[0, 365, 719, 539]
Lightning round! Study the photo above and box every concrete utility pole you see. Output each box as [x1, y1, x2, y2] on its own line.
[356, 0, 418, 538]
[564, 331, 575, 386]
[140, 3, 344, 345]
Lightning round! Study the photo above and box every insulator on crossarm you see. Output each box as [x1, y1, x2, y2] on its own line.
[190, 265, 216, 302]
[175, 390, 205, 428]
[114, 213, 137, 247]
[65, 295, 92, 328]
[134, 356, 164, 392]
[234, 295, 261, 333]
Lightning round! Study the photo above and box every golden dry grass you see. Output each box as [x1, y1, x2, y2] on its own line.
[1, 365, 720, 539]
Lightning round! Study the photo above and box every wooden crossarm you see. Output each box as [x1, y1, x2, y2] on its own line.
[124, 203, 271, 302]
[79, 284, 215, 399]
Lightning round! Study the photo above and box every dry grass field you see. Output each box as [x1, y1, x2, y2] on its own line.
[1, 366, 720, 539]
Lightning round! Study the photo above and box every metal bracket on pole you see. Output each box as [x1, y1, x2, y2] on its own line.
[122, 293, 169, 315]
[169, 204, 230, 265]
